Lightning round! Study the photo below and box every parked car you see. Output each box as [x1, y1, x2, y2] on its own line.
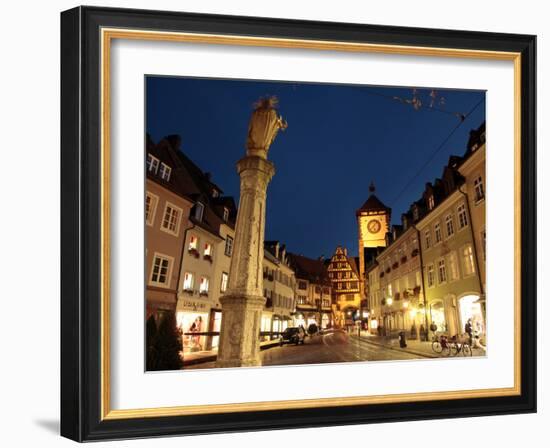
[279, 327, 306, 346]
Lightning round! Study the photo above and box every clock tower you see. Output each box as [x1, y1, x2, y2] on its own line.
[356, 182, 391, 298]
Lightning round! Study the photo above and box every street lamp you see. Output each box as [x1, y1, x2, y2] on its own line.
[386, 297, 393, 306]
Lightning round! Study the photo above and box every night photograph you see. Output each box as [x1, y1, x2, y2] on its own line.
[144, 76, 487, 370]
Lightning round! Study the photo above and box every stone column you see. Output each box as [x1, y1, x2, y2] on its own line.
[216, 97, 286, 368]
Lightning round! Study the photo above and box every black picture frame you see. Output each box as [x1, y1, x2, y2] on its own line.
[61, 6, 536, 442]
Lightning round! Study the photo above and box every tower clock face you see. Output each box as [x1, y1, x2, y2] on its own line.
[367, 219, 382, 234]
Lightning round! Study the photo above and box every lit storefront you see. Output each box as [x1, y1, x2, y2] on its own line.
[210, 310, 222, 349]
[271, 315, 291, 335]
[294, 313, 305, 328]
[306, 313, 318, 327]
[459, 294, 485, 335]
[177, 310, 209, 353]
[321, 313, 331, 329]
[176, 298, 211, 353]
[260, 313, 272, 341]
[429, 300, 446, 333]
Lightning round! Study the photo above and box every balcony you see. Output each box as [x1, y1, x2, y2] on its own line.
[203, 254, 213, 263]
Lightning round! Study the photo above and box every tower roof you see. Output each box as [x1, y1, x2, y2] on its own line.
[356, 194, 391, 214]
[356, 181, 391, 215]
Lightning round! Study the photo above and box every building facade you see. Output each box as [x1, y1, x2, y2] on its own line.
[288, 253, 333, 329]
[262, 241, 296, 339]
[327, 247, 362, 328]
[145, 136, 194, 322]
[370, 225, 425, 336]
[147, 135, 239, 354]
[364, 122, 486, 341]
[458, 123, 486, 303]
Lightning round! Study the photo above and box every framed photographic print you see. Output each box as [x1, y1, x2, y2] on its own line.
[60, 6, 536, 441]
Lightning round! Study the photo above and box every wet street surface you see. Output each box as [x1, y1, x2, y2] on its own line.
[186, 329, 426, 370]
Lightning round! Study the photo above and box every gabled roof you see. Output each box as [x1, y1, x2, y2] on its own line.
[357, 194, 391, 214]
[287, 253, 330, 285]
[356, 182, 391, 215]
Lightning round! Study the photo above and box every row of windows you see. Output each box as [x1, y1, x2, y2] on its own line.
[186, 233, 233, 259]
[146, 190, 228, 239]
[263, 290, 294, 309]
[378, 237, 419, 272]
[426, 245, 476, 288]
[423, 202, 469, 250]
[425, 176, 484, 213]
[182, 271, 230, 295]
[328, 271, 357, 280]
[381, 271, 422, 297]
[335, 281, 359, 291]
[147, 154, 172, 182]
[330, 262, 351, 269]
[263, 267, 295, 287]
[146, 193, 184, 237]
[314, 286, 331, 295]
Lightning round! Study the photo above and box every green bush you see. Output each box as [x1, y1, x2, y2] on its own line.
[147, 311, 183, 371]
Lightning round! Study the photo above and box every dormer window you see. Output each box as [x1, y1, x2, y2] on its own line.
[147, 154, 159, 174]
[194, 202, 204, 221]
[427, 195, 435, 210]
[211, 189, 219, 198]
[159, 162, 171, 181]
[412, 206, 419, 221]
[223, 207, 229, 222]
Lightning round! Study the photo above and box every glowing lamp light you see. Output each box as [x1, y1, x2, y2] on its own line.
[403, 301, 409, 309]
[409, 308, 418, 319]
[386, 298, 393, 306]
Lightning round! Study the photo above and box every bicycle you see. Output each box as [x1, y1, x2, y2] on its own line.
[431, 333, 451, 356]
[449, 334, 473, 357]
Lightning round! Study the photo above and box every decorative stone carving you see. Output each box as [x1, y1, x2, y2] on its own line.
[216, 97, 287, 368]
[246, 96, 287, 159]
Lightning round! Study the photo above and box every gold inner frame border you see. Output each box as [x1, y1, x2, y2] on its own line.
[100, 27, 522, 420]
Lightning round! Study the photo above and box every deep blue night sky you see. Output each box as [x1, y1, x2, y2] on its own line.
[146, 77, 485, 259]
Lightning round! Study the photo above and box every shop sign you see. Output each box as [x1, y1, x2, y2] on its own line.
[180, 300, 209, 312]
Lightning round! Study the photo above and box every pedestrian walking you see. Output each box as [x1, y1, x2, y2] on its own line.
[465, 318, 473, 346]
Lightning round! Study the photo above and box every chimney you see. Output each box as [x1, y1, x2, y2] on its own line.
[275, 242, 280, 258]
